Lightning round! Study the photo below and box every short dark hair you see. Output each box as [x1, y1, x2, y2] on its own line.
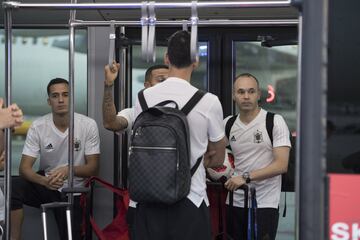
[235, 73, 260, 89]
[47, 78, 68, 96]
[144, 64, 169, 83]
[167, 30, 193, 68]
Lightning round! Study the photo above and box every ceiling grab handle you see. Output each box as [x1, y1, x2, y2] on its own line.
[147, 1, 156, 63]
[141, 1, 149, 61]
[190, 0, 198, 63]
[182, 19, 188, 31]
[108, 20, 116, 68]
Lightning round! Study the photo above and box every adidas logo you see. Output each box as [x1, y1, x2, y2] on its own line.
[231, 136, 236, 141]
[45, 143, 53, 150]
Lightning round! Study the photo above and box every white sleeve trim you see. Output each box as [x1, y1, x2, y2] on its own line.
[116, 107, 134, 133]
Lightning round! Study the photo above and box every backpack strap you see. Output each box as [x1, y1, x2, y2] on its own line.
[181, 90, 206, 115]
[138, 89, 148, 111]
[265, 112, 290, 217]
[155, 100, 179, 109]
[225, 115, 238, 140]
[183, 90, 206, 176]
[190, 156, 203, 176]
[266, 112, 275, 146]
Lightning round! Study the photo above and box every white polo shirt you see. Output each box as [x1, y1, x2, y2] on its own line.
[134, 77, 225, 207]
[224, 109, 291, 208]
[116, 107, 135, 133]
[23, 113, 101, 190]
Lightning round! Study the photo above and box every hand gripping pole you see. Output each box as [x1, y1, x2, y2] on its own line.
[108, 20, 116, 68]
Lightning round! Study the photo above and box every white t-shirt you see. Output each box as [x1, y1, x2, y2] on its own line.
[22, 113, 100, 190]
[134, 77, 225, 207]
[116, 107, 135, 133]
[224, 109, 291, 208]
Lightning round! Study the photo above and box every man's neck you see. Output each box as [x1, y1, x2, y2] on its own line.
[168, 66, 193, 82]
[52, 113, 69, 132]
[239, 107, 261, 124]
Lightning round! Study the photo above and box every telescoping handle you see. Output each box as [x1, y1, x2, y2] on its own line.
[229, 184, 249, 209]
[41, 187, 89, 240]
[227, 184, 249, 240]
[41, 202, 72, 240]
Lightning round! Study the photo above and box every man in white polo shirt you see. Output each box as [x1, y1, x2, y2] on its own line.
[129, 30, 226, 240]
[10, 78, 100, 240]
[224, 73, 291, 240]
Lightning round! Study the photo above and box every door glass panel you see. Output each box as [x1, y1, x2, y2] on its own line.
[234, 41, 298, 240]
[0, 29, 88, 175]
[131, 42, 209, 105]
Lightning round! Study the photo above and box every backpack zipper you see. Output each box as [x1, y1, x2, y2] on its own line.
[129, 146, 179, 171]
[131, 146, 176, 150]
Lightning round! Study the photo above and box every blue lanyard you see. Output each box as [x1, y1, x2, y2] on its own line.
[249, 187, 258, 240]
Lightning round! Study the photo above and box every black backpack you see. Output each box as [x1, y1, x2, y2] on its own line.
[128, 89, 205, 205]
[225, 112, 295, 192]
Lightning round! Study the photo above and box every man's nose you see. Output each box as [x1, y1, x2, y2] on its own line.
[59, 95, 64, 102]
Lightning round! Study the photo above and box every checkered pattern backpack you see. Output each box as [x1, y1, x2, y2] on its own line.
[128, 89, 205, 204]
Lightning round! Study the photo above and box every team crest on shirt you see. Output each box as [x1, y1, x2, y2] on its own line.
[74, 139, 81, 151]
[253, 130, 264, 143]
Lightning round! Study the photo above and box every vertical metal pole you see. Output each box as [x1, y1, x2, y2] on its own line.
[118, 26, 127, 188]
[298, 0, 328, 239]
[295, 13, 302, 240]
[66, 208, 73, 240]
[4, 8, 13, 240]
[67, 5, 77, 240]
[68, 25, 75, 199]
[68, 0, 77, 206]
[41, 211, 48, 240]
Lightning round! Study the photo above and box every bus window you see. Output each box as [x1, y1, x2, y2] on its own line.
[0, 29, 88, 176]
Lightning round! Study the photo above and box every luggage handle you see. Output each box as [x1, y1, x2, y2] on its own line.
[227, 184, 249, 240]
[41, 202, 73, 240]
[228, 184, 249, 209]
[41, 202, 71, 212]
[62, 187, 90, 194]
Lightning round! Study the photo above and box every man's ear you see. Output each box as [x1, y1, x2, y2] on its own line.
[144, 81, 150, 88]
[47, 98, 51, 106]
[164, 52, 170, 65]
[192, 56, 200, 69]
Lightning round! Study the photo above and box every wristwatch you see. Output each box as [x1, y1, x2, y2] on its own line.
[242, 172, 251, 184]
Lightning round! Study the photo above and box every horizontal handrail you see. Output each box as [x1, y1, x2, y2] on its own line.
[3, 1, 292, 10]
[70, 19, 298, 27]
